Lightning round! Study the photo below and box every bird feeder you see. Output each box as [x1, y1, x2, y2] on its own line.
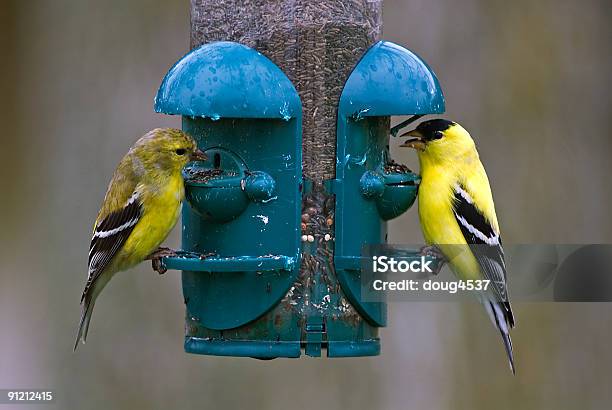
[334, 40, 445, 327]
[154, 40, 444, 358]
[155, 42, 303, 357]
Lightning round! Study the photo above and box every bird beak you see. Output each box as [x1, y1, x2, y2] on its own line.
[190, 148, 208, 162]
[399, 129, 427, 151]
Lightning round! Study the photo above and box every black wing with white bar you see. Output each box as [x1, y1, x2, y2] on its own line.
[452, 184, 508, 303]
[82, 192, 143, 301]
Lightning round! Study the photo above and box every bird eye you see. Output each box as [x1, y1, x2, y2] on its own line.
[432, 131, 443, 140]
[175, 148, 186, 156]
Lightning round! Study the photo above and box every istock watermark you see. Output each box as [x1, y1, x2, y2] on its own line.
[360, 244, 612, 302]
[372, 255, 433, 273]
[372, 278, 491, 293]
[0, 390, 55, 404]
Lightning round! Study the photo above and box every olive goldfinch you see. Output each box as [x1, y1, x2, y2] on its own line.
[401, 119, 516, 373]
[75, 128, 206, 350]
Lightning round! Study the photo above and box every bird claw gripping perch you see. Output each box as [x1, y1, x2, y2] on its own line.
[146, 247, 179, 275]
[148, 249, 218, 274]
[419, 245, 447, 275]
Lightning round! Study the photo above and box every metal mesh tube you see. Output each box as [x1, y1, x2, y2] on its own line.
[190, 0, 383, 181]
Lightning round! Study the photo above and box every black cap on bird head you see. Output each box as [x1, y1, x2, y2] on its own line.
[400, 119, 456, 150]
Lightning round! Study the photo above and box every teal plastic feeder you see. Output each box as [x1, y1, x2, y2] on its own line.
[155, 41, 303, 357]
[153, 40, 445, 359]
[334, 40, 445, 327]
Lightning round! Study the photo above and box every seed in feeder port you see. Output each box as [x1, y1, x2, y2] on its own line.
[301, 235, 308, 242]
[301, 213, 310, 223]
[187, 168, 224, 183]
[326, 218, 333, 226]
[301, 222, 307, 231]
[324, 234, 331, 241]
[307, 235, 315, 243]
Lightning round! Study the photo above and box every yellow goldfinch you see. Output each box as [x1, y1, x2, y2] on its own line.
[75, 128, 207, 350]
[400, 119, 516, 374]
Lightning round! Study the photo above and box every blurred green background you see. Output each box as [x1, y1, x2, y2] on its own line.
[1, 0, 611, 409]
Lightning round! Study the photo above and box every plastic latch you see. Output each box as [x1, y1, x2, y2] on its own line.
[304, 317, 326, 357]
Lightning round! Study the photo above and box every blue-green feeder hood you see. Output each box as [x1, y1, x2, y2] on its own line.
[338, 40, 445, 117]
[154, 41, 301, 119]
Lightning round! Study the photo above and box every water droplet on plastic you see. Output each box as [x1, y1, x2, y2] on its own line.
[353, 108, 370, 121]
[279, 101, 291, 121]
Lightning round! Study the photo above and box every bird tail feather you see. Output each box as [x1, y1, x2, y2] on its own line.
[74, 295, 95, 351]
[484, 300, 516, 374]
